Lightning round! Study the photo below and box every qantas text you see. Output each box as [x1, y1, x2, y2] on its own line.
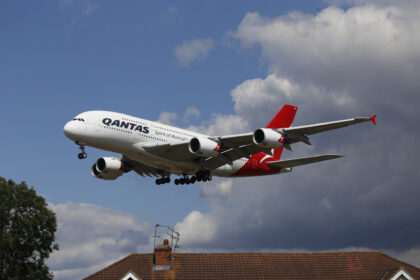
[102, 118, 149, 134]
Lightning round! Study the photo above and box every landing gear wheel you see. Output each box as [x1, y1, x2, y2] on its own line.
[77, 152, 87, 159]
[165, 177, 170, 184]
[205, 170, 210, 177]
[190, 176, 197, 184]
[156, 179, 161, 185]
[175, 179, 179, 185]
[180, 178, 185, 185]
[76, 142, 87, 160]
[196, 170, 203, 180]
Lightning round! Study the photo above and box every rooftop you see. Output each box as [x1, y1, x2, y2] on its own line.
[83, 251, 420, 280]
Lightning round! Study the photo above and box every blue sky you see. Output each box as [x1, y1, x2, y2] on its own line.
[2, 1, 420, 279]
[1, 0, 325, 223]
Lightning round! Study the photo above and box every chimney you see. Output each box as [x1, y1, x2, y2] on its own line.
[153, 239, 172, 270]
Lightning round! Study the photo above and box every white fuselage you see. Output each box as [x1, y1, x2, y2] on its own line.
[63, 111, 247, 177]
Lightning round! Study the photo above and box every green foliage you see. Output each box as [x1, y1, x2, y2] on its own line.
[0, 177, 58, 280]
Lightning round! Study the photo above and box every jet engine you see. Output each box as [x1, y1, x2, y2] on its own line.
[253, 128, 284, 149]
[91, 157, 125, 180]
[189, 137, 220, 157]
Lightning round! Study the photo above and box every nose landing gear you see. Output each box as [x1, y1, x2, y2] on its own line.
[76, 142, 87, 159]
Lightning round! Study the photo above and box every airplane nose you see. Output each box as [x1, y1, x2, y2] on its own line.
[63, 121, 78, 140]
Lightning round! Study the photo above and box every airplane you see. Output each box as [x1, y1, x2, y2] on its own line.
[63, 105, 376, 185]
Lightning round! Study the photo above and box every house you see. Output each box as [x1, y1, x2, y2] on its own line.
[83, 240, 420, 280]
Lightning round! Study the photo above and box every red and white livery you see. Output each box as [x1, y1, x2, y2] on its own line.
[64, 105, 376, 185]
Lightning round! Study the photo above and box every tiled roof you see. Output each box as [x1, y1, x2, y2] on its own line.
[83, 251, 420, 280]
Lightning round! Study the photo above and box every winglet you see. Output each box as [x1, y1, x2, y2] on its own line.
[370, 114, 377, 125]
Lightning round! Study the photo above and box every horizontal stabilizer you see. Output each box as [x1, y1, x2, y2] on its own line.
[266, 154, 343, 168]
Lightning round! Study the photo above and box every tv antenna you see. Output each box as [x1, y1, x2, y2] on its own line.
[153, 224, 180, 254]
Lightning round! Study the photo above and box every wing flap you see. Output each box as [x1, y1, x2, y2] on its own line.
[266, 154, 343, 168]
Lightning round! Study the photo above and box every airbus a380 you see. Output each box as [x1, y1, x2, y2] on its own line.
[63, 105, 376, 185]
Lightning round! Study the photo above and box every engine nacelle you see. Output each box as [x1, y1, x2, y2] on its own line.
[189, 137, 220, 157]
[91, 157, 125, 180]
[253, 128, 284, 149]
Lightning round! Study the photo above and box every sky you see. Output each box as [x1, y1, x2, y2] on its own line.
[1, 0, 420, 279]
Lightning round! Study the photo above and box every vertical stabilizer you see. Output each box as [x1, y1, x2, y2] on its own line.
[266, 104, 297, 129]
[266, 105, 297, 160]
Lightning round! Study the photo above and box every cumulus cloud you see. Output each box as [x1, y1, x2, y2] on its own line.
[174, 1, 420, 267]
[157, 111, 178, 126]
[168, 6, 178, 15]
[183, 106, 200, 123]
[157, 107, 200, 126]
[48, 203, 152, 280]
[186, 113, 249, 136]
[60, 0, 98, 17]
[174, 38, 215, 67]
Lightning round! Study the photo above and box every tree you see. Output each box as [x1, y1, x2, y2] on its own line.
[0, 177, 58, 280]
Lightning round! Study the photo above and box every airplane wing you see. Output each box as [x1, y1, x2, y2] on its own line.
[133, 138, 271, 170]
[131, 115, 375, 170]
[122, 156, 169, 177]
[266, 154, 343, 168]
[272, 115, 376, 148]
[281, 115, 376, 136]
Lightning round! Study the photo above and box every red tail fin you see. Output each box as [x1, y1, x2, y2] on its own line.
[266, 104, 297, 129]
[266, 105, 297, 160]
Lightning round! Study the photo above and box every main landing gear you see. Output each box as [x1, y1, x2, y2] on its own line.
[155, 177, 171, 185]
[76, 142, 87, 159]
[173, 170, 212, 185]
[195, 170, 212, 182]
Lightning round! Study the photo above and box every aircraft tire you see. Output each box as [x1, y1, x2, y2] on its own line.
[190, 176, 196, 184]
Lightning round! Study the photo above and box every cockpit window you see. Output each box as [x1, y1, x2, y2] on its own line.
[72, 118, 85, 122]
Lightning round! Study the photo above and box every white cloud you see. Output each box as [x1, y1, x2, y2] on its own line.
[174, 210, 217, 245]
[60, 0, 98, 17]
[230, 74, 356, 128]
[183, 106, 200, 123]
[173, 1, 420, 267]
[174, 38, 215, 67]
[168, 6, 178, 15]
[81, 2, 97, 15]
[201, 180, 233, 198]
[157, 107, 200, 126]
[48, 202, 152, 280]
[187, 113, 249, 136]
[157, 111, 178, 125]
